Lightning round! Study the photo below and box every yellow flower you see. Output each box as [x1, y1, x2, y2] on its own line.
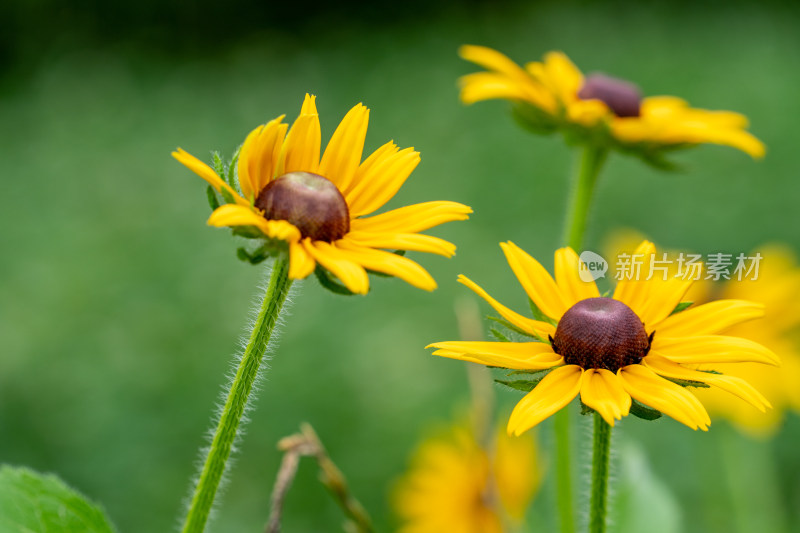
[429, 241, 778, 435]
[693, 245, 800, 436]
[173, 94, 472, 294]
[394, 425, 540, 533]
[458, 45, 765, 159]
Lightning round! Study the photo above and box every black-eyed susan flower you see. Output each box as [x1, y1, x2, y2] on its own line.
[173, 94, 471, 295]
[394, 424, 540, 533]
[428, 241, 778, 435]
[458, 45, 765, 162]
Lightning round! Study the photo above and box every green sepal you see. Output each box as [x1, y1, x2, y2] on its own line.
[489, 327, 511, 342]
[315, 265, 360, 296]
[511, 103, 559, 135]
[495, 377, 544, 392]
[528, 298, 557, 326]
[231, 226, 265, 239]
[212, 151, 225, 180]
[227, 146, 241, 189]
[206, 185, 221, 210]
[661, 376, 710, 389]
[0, 466, 117, 533]
[507, 368, 551, 377]
[237, 247, 269, 265]
[670, 301, 693, 315]
[580, 400, 595, 415]
[219, 187, 236, 205]
[486, 316, 538, 339]
[629, 399, 662, 421]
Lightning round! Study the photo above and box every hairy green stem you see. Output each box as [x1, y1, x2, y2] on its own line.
[564, 145, 608, 251]
[182, 255, 293, 533]
[553, 145, 607, 533]
[589, 413, 612, 533]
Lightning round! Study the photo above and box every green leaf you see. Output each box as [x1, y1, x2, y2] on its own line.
[615, 443, 682, 533]
[629, 399, 662, 421]
[219, 187, 236, 205]
[507, 368, 550, 377]
[488, 327, 511, 342]
[0, 465, 116, 533]
[314, 266, 359, 296]
[670, 301, 694, 315]
[511, 103, 559, 135]
[206, 185, 220, 210]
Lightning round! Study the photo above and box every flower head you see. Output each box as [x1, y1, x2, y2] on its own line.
[173, 94, 471, 294]
[458, 45, 765, 162]
[428, 241, 778, 435]
[394, 424, 540, 533]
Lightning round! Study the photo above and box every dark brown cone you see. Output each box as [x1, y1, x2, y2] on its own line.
[577, 73, 642, 118]
[551, 297, 651, 372]
[255, 171, 350, 242]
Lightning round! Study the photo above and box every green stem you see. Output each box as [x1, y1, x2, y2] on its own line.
[563, 145, 608, 251]
[589, 413, 612, 533]
[182, 255, 293, 533]
[553, 145, 607, 533]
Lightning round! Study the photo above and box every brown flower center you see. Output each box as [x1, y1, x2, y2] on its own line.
[550, 297, 652, 372]
[577, 74, 642, 118]
[255, 171, 350, 242]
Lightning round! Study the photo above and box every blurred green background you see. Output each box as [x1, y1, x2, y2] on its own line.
[2, 1, 799, 531]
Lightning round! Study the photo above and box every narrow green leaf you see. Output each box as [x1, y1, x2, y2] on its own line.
[507, 368, 550, 377]
[219, 187, 236, 205]
[0, 466, 116, 533]
[227, 146, 241, 188]
[629, 399, 662, 420]
[670, 301, 694, 315]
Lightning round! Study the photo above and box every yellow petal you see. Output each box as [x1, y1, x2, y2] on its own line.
[459, 45, 534, 85]
[278, 94, 321, 175]
[237, 117, 288, 199]
[579, 369, 632, 426]
[508, 365, 583, 436]
[346, 147, 420, 217]
[428, 341, 561, 370]
[541, 51, 584, 102]
[565, 99, 610, 127]
[652, 336, 779, 366]
[458, 275, 556, 339]
[612, 240, 657, 318]
[637, 276, 695, 328]
[458, 72, 532, 105]
[289, 238, 316, 279]
[206, 204, 300, 242]
[644, 354, 770, 412]
[319, 103, 369, 192]
[336, 240, 437, 291]
[302, 240, 369, 294]
[351, 201, 472, 234]
[500, 242, 569, 320]
[654, 300, 764, 337]
[172, 148, 248, 206]
[617, 364, 710, 430]
[346, 231, 457, 257]
[554, 247, 600, 306]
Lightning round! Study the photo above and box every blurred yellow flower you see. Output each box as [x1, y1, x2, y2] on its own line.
[429, 241, 777, 435]
[458, 45, 765, 159]
[394, 425, 540, 533]
[173, 94, 471, 294]
[693, 245, 800, 436]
